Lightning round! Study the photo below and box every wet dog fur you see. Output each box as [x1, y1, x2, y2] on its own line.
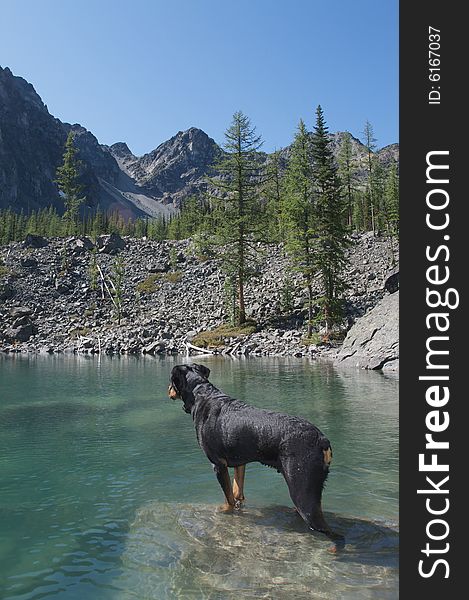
[168, 363, 344, 549]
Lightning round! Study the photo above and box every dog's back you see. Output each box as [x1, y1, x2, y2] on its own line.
[192, 382, 331, 474]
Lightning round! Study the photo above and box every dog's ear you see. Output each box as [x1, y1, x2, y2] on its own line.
[191, 364, 210, 379]
[171, 365, 189, 390]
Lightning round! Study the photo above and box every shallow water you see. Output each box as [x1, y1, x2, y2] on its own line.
[0, 355, 398, 598]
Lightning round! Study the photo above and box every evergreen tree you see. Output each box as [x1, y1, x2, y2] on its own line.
[370, 156, 386, 232]
[337, 132, 357, 229]
[311, 105, 349, 333]
[148, 215, 168, 241]
[384, 161, 399, 236]
[55, 132, 85, 234]
[362, 120, 377, 233]
[282, 119, 317, 337]
[263, 150, 285, 242]
[207, 111, 265, 325]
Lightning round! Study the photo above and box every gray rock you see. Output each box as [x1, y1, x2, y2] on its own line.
[9, 306, 33, 317]
[336, 292, 399, 370]
[21, 257, 38, 268]
[68, 237, 95, 255]
[148, 262, 170, 273]
[23, 234, 49, 248]
[97, 233, 126, 254]
[0, 283, 15, 302]
[4, 323, 35, 342]
[384, 268, 399, 294]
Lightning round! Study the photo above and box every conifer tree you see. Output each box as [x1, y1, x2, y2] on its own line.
[370, 156, 386, 231]
[55, 132, 85, 234]
[207, 111, 264, 325]
[311, 105, 348, 333]
[263, 150, 285, 242]
[282, 119, 316, 337]
[362, 120, 377, 233]
[384, 161, 399, 236]
[337, 132, 357, 229]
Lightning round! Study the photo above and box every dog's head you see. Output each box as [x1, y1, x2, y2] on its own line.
[168, 363, 211, 413]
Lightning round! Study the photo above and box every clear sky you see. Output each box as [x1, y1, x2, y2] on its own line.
[0, 0, 398, 155]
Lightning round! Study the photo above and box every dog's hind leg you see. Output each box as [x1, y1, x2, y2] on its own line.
[233, 465, 246, 505]
[280, 456, 345, 550]
[213, 462, 236, 512]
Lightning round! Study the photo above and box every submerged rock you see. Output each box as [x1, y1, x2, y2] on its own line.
[121, 501, 398, 600]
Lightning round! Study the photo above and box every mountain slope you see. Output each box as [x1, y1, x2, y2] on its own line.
[1, 65, 398, 219]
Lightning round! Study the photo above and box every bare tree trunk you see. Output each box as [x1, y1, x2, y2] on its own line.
[238, 268, 246, 325]
[307, 282, 313, 338]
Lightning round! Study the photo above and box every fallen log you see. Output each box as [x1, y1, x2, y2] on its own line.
[184, 341, 216, 355]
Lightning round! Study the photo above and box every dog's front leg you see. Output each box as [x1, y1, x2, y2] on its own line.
[233, 465, 246, 505]
[213, 463, 236, 512]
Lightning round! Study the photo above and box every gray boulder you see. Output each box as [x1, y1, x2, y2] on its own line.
[336, 291, 399, 370]
[23, 234, 48, 248]
[68, 237, 95, 255]
[384, 268, 399, 294]
[4, 323, 36, 342]
[97, 233, 126, 254]
[0, 283, 15, 302]
[9, 306, 33, 318]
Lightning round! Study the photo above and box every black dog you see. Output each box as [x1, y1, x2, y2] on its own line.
[168, 363, 344, 549]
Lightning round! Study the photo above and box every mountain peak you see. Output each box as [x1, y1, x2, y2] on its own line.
[0, 65, 48, 113]
[110, 142, 135, 159]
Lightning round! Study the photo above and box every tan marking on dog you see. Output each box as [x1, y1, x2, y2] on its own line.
[233, 465, 246, 503]
[168, 385, 179, 399]
[323, 448, 333, 467]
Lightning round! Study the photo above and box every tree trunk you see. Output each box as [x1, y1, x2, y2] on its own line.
[307, 281, 313, 338]
[324, 305, 330, 336]
[238, 269, 246, 325]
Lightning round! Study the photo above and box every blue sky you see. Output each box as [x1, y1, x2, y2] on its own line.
[1, 0, 398, 155]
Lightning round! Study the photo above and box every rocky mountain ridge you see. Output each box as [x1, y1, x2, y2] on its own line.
[1, 65, 398, 220]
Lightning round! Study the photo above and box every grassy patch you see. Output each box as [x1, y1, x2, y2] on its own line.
[301, 333, 322, 346]
[136, 273, 161, 294]
[192, 322, 257, 348]
[0, 265, 10, 278]
[70, 327, 91, 339]
[302, 331, 346, 346]
[164, 271, 183, 284]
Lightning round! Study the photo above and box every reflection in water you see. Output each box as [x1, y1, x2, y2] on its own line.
[0, 355, 398, 598]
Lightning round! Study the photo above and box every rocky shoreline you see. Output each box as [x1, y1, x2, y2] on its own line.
[0, 232, 398, 367]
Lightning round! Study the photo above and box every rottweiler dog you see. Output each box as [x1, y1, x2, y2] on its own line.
[168, 363, 345, 549]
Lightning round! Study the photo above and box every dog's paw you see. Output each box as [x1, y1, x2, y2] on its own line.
[218, 503, 235, 513]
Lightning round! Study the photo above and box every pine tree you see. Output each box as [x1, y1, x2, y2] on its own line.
[55, 132, 85, 235]
[370, 156, 386, 232]
[311, 106, 349, 334]
[337, 132, 357, 229]
[384, 161, 399, 236]
[207, 111, 265, 325]
[263, 150, 285, 242]
[282, 119, 316, 337]
[362, 120, 377, 233]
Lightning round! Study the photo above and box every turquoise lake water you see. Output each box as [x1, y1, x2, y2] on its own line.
[0, 355, 398, 599]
